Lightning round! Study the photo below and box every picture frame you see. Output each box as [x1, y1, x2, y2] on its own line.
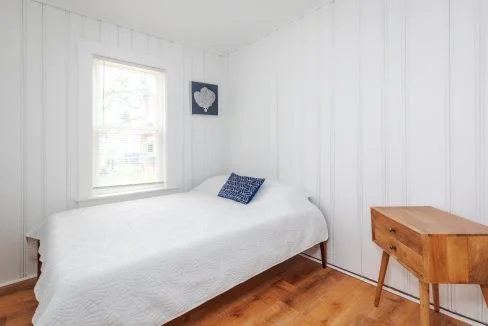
[191, 81, 218, 116]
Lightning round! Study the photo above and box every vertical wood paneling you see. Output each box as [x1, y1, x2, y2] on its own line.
[0, 0, 23, 284]
[131, 30, 148, 54]
[406, 0, 449, 300]
[219, 55, 230, 176]
[44, 6, 68, 216]
[253, 40, 273, 177]
[301, 10, 320, 202]
[267, 31, 279, 181]
[291, 20, 303, 187]
[203, 53, 223, 178]
[318, 3, 334, 264]
[164, 42, 182, 189]
[23, 0, 43, 277]
[191, 50, 205, 186]
[406, 0, 449, 218]
[226, 49, 240, 171]
[302, 9, 325, 260]
[450, 0, 483, 317]
[359, 0, 384, 280]
[332, 0, 361, 272]
[84, 17, 100, 42]
[226, 52, 239, 173]
[100, 21, 117, 46]
[181, 47, 192, 190]
[118, 26, 131, 49]
[148, 35, 159, 57]
[67, 13, 83, 210]
[228, 47, 244, 174]
[227, 0, 488, 322]
[229, 39, 268, 176]
[159, 39, 171, 61]
[227, 41, 265, 177]
[277, 24, 294, 184]
[168, 42, 184, 189]
[181, 47, 194, 190]
[384, 0, 409, 294]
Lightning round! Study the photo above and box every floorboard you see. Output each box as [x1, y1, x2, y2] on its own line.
[0, 256, 468, 325]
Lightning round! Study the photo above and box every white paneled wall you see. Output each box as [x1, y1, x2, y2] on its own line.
[1, 0, 488, 323]
[0, 0, 23, 285]
[0, 0, 227, 286]
[226, 0, 488, 323]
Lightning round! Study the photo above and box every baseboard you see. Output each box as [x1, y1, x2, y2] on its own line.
[0, 275, 37, 296]
[300, 253, 485, 326]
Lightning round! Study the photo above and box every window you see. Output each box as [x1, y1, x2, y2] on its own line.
[92, 58, 165, 189]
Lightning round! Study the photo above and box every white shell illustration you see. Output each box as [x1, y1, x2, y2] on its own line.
[193, 87, 216, 112]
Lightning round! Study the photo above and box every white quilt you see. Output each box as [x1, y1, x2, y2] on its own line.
[32, 177, 328, 325]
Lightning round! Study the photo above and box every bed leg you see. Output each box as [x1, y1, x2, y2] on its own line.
[319, 241, 327, 269]
[36, 240, 41, 279]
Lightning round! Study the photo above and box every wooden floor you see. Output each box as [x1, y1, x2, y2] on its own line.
[0, 256, 467, 326]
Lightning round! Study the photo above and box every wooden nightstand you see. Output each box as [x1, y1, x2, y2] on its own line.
[371, 206, 488, 326]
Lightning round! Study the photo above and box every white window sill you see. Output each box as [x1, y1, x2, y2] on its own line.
[76, 184, 179, 207]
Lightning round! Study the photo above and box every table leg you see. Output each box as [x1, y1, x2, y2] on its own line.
[432, 283, 439, 312]
[374, 251, 390, 307]
[481, 285, 488, 307]
[419, 281, 430, 326]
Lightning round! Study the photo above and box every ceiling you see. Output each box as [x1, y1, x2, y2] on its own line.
[39, 0, 322, 54]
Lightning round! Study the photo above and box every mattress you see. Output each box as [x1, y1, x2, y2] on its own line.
[31, 176, 328, 325]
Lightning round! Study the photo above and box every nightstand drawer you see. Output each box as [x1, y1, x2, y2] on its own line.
[372, 210, 423, 255]
[374, 227, 423, 276]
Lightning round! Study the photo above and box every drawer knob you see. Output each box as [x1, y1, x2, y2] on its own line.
[389, 228, 396, 234]
[389, 245, 397, 251]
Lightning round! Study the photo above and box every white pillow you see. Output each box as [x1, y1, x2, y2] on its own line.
[192, 174, 309, 206]
[192, 174, 230, 195]
[251, 180, 308, 204]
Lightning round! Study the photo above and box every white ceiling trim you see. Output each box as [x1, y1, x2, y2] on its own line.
[29, 0, 213, 54]
[33, 0, 323, 54]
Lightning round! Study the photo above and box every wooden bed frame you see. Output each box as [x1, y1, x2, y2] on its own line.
[35, 239, 327, 280]
[319, 241, 327, 269]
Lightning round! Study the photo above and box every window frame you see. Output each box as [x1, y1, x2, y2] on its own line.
[77, 41, 177, 202]
[92, 56, 166, 189]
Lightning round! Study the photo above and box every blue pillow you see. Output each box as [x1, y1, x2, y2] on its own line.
[218, 173, 265, 204]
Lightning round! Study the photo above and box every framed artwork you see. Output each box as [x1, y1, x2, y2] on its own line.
[191, 81, 218, 116]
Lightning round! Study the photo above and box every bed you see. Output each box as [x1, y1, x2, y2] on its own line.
[30, 175, 329, 325]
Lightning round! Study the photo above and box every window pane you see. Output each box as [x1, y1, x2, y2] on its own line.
[93, 57, 165, 189]
[96, 60, 160, 128]
[95, 130, 161, 187]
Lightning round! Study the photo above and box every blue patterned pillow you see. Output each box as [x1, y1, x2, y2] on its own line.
[218, 173, 265, 204]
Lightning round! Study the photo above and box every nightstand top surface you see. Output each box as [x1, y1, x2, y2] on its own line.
[371, 206, 488, 235]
